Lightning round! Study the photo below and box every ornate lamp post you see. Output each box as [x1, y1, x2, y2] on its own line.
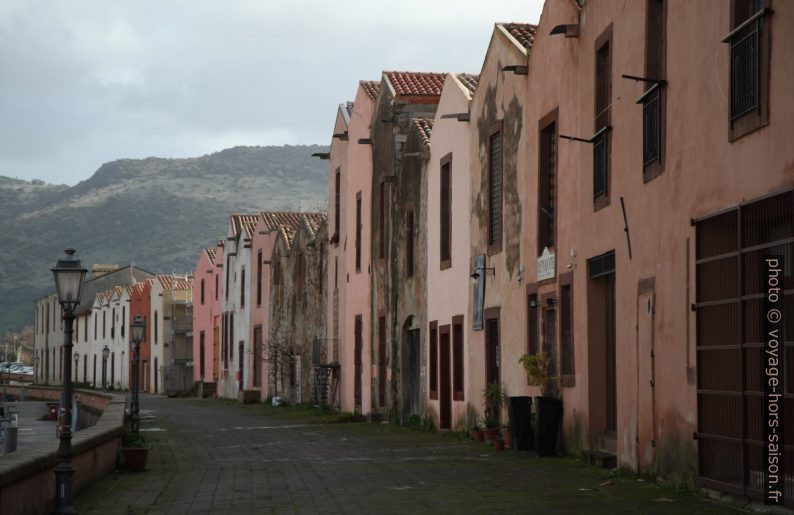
[130, 315, 146, 434]
[51, 247, 87, 515]
[102, 345, 110, 391]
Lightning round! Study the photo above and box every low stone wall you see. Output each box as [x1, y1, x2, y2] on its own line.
[0, 386, 125, 515]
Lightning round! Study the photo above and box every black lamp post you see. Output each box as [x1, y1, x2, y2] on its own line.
[130, 315, 146, 434]
[102, 345, 110, 391]
[51, 247, 87, 515]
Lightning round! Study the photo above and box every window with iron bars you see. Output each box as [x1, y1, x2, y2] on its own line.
[594, 33, 611, 204]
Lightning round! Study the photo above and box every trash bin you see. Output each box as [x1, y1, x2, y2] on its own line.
[507, 396, 533, 451]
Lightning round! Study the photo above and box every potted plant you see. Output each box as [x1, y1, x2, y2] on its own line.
[501, 425, 512, 449]
[519, 352, 563, 457]
[122, 434, 151, 471]
[482, 382, 505, 443]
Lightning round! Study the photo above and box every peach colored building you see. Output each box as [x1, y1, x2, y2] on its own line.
[338, 81, 379, 414]
[192, 247, 221, 393]
[425, 73, 478, 431]
[130, 279, 154, 393]
[249, 211, 305, 401]
[465, 23, 534, 428]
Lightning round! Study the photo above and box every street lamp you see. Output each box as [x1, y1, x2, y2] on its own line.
[130, 315, 146, 434]
[51, 246, 87, 515]
[102, 345, 110, 391]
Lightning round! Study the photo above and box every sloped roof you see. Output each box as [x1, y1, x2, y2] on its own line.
[74, 265, 155, 315]
[277, 212, 326, 251]
[259, 211, 304, 233]
[385, 71, 446, 97]
[301, 212, 327, 240]
[412, 118, 434, 150]
[498, 23, 537, 52]
[456, 73, 479, 96]
[360, 80, 380, 100]
[230, 214, 259, 239]
[205, 247, 217, 265]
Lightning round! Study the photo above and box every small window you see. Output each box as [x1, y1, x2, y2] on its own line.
[334, 256, 338, 289]
[594, 28, 612, 206]
[154, 311, 158, 344]
[538, 118, 557, 254]
[240, 267, 246, 308]
[215, 273, 218, 301]
[726, 0, 770, 140]
[642, 0, 666, 179]
[355, 192, 362, 272]
[379, 182, 387, 259]
[487, 129, 503, 252]
[406, 210, 414, 277]
[378, 316, 386, 407]
[257, 251, 263, 306]
[122, 306, 126, 338]
[429, 322, 438, 400]
[527, 293, 538, 355]
[440, 156, 452, 267]
[560, 283, 574, 377]
[201, 278, 206, 305]
[334, 169, 341, 242]
[103, 311, 106, 339]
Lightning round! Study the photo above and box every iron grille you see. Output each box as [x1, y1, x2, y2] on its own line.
[488, 131, 503, 246]
[729, 18, 760, 120]
[695, 189, 793, 503]
[588, 250, 615, 280]
[593, 130, 609, 199]
[642, 86, 661, 166]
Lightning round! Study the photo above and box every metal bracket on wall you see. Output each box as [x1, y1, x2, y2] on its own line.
[559, 125, 611, 144]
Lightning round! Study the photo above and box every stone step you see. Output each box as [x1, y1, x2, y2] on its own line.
[581, 450, 617, 469]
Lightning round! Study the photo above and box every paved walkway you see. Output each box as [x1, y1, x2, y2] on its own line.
[75, 395, 740, 514]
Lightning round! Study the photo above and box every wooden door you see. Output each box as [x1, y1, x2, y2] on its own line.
[354, 315, 362, 412]
[605, 273, 617, 433]
[439, 328, 451, 430]
[213, 325, 220, 380]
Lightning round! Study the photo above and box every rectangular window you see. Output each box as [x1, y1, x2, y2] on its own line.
[199, 331, 206, 379]
[154, 311, 158, 344]
[84, 316, 87, 342]
[452, 317, 464, 401]
[122, 306, 125, 338]
[257, 250, 262, 306]
[594, 29, 612, 205]
[379, 181, 386, 259]
[94, 313, 97, 339]
[641, 0, 666, 178]
[111, 308, 115, 339]
[560, 283, 574, 377]
[334, 169, 341, 241]
[103, 311, 106, 338]
[334, 256, 338, 288]
[726, 0, 769, 140]
[487, 129, 503, 252]
[230, 313, 234, 361]
[355, 192, 362, 272]
[240, 267, 246, 308]
[527, 293, 539, 355]
[429, 321, 438, 399]
[538, 118, 556, 254]
[215, 273, 218, 301]
[440, 156, 452, 267]
[406, 210, 414, 277]
[201, 278, 206, 305]
[378, 316, 386, 407]
[222, 313, 228, 368]
[225, 257, 230, 300]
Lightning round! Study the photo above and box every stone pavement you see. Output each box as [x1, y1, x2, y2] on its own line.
[75, 395, 741, 514]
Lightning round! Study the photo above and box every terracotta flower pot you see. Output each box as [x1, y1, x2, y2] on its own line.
[483, 428, 498, 443]
[493, 439, 504, 450]
[123, 447, 149, 471]
[471, 430, 484, 441]
[502, 428, 512, 449]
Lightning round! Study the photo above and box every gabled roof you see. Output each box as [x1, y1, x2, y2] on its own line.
[230, 214, 259, 239]
[301, 212, 327, 240]
[157, 274, 193, 291]
[384, 71, 446, 97]
[360, 80, 381, 100]
[74, 265, 155, 315]
[456, 73, 479, 96]
[277, 212, 326, 251]
[259, 211, 305, 233]
[497, 22, 538, 52]
[205, 247, 217, 265]
[412, 118, 434, 150]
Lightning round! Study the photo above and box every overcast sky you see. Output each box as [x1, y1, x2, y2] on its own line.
[0, 1, 542, 186]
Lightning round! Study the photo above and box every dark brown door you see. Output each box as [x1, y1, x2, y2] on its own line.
[253, 327, 262, 387]
[485, 317, 500, 425]
[439, 329, 451, 430]
[543, 308, 557, 376]
[605, 273, 617, 433]
[238, 341, 244, 392]
[354, 315, 363, 412]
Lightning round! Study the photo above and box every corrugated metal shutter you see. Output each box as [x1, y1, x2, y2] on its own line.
[488, 132, 502, 246]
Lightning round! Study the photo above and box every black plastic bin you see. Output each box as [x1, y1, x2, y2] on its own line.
[507, 396, 533, 451]
[534, 396, 563, 456]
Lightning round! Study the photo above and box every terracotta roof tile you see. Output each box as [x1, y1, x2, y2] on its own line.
[230, 214, 259, 239]
[360, 80, 380, 100]
[385, 71, 446, 97]
[301, 212, 328, 240]
[412, 118, 434, 150]
[205, 247, 217, 265]
[259, 211, 304, 233]
[500, 23, 537, 51]
[456, 73, 479, 95]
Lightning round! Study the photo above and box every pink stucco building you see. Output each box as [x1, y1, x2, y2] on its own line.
[192, 246, 221, 394]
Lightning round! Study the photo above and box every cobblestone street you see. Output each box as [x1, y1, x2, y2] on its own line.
[72, 395, 740, 514]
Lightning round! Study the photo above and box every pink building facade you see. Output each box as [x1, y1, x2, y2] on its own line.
[192, 247, 221, 392]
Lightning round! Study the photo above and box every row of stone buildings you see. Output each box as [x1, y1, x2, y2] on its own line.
[33, 266, 194, 395]
[202, 0, 787, 503]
